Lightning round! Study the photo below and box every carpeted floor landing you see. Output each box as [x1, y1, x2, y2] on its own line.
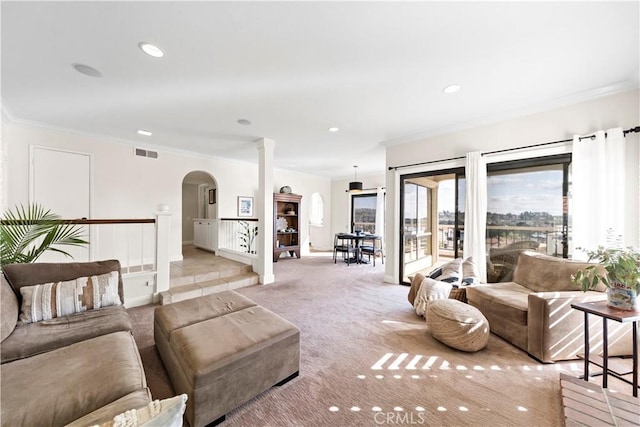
[126, 254, 623, 426]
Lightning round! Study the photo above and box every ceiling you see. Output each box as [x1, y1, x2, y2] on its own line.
[2, 2, 638, 179]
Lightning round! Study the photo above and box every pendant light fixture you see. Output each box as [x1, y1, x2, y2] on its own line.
[349, 165, 363, 192]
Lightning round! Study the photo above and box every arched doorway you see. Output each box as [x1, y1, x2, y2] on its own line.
[182, 171, 217, 255]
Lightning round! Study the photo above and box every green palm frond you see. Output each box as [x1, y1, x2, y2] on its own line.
[0, 203, 88, 266]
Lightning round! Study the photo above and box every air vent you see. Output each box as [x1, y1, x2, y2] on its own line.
[134, 148, 158, 159]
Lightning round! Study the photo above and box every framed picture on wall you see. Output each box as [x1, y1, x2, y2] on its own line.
[209, 189, 216, 204]
[238, 196, 253, 217]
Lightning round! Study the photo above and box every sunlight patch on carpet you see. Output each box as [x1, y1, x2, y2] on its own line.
[406, 355, 422, 369]
[371, 353, 394, 370]
[368, 352, 586, 388]
[388, 353, 408, 369]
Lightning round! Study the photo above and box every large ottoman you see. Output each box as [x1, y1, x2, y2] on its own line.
[154, 291, 300, 427]
[426, 299, 490, 352]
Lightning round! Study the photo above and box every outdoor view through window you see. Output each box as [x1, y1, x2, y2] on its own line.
[438, 164, 566, 258]
[352, 194, 377, 234]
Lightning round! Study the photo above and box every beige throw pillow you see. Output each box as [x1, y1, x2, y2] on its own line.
[18, 270, 121, 325]
[414, 278, 453, 317]
[94, 394, 188, 427]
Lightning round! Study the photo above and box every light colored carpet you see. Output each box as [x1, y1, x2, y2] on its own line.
[127, 254, 633, 426]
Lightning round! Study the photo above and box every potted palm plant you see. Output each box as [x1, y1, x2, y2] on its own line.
[1, 203, 88, 268]
[571, 246, 640, 310]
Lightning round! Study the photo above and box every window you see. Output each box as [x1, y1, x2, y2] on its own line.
[309, 193, 324, 227]
[351, 194, 377, 234]
[486, 154, 571, 281]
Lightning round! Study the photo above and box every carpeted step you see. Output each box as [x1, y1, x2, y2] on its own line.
[169, 262, 253, 288]
[161, 272, 259, 305]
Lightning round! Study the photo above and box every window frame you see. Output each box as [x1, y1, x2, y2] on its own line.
[486, 153, 571, 258]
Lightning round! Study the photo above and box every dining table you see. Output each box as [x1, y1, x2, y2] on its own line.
[337, 232, 381, 264]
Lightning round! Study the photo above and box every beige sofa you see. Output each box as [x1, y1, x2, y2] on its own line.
[466, 251, 611, 363]
[1, 260, 151, 427]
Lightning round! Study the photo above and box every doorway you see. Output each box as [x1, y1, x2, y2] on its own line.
[400, 168, 465, 284]
[182, 171, 217, 255]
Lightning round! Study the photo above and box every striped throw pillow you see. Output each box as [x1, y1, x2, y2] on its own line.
[18, 271, 121, 325]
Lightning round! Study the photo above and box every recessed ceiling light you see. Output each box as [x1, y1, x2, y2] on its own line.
[138, 42, 164, 58]
[443, 84, 461, 94]
[237, 119, 252, 126]
[71, 63, 102, 78]
[328, 127, 339, 132]
[137, 129, 152, 136]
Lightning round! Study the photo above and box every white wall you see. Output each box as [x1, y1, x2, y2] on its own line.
[272, 169, 333, 253]
[3, 121, 332, 262]
[384, 89, 640, 284]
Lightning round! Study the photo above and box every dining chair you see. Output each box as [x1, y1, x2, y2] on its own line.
[333, 233, 356, 265]
[360, 235, 384, 266]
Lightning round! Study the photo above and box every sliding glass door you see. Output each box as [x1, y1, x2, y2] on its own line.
[398, 154, 571, 285]
[400, 169, 465, 284]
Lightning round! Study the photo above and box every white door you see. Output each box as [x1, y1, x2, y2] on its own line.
[31, 147, 91, 261]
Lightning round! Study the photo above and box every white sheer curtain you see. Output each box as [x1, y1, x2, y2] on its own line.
[375, 187, 385, 245]
[571, 128, 626, 258]
[463, 151, 488, 282]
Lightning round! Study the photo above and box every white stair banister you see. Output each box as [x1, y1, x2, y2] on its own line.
[155, 205, 171, 298]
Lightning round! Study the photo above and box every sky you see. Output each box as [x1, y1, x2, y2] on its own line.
[438, 169, 563, 216]
[363, 168, 564, 220]
[353, 194, 378, 210]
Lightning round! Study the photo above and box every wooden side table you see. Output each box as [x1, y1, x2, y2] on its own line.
[571, 301, 639, 397]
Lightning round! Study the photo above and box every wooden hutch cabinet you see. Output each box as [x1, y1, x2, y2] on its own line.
[273, 193, 301, 262]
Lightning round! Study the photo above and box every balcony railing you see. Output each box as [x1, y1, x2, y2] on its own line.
[438, 224, 565, 257]
[1, 213, 172, 307]
[353, 221, 376, 234]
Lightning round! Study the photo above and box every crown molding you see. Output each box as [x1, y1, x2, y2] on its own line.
[381, 81, 640, 148]
[0, 113, 262, 166]
[1, 103, 16, 124]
